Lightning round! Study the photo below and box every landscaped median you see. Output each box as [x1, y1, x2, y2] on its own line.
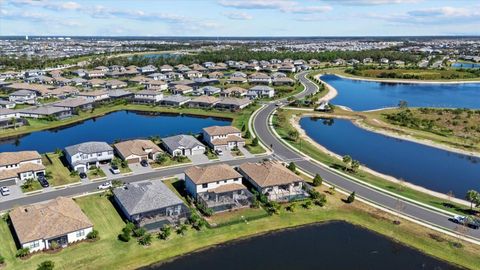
[0, 178, 479, 269]
[271, 108, 476, 216]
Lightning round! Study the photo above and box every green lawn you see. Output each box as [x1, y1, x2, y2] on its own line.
[20, 180, 43, 193]
[87, 168, 107, 181]
[43, 153, 80, 186]
[0, 189, 479, 270]
[150, 156, 191, 168]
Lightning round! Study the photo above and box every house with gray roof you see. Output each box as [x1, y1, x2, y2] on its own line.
[162, 135, 206, 157]
[9, 90, 37, 105]
[113, 180, 190, 230]
[161, 95, 191, 106]
[17, 106, 72, 119]
[52, 97, 93, 113]
[64, 141, 114, 172]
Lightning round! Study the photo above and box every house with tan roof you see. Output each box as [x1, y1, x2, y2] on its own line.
[184, 164, 252, 212]
[170, 84, 193, 95]
[188, 95, 219, 108]
[113, 139, 162, 164]
[220, 87, 248, 97]
[0, 151, 45, 185]
[215, 97, 252, 111]
[239, 161, 309, 202]
[202, 125, 245, 151]
[248, 72, 272, 84]
[10, 197, 93, 252]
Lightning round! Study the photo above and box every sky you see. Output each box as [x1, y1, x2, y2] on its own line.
[0, 0, 479, 37]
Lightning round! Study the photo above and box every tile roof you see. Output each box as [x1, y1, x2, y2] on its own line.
[10, 197, 93, 244]
[0, 151, 41, 166]
[203, 125, 241, 136]
[185, 164, 242, 185]
[114, 139, 162, 158]
[239, 161, 303, 188]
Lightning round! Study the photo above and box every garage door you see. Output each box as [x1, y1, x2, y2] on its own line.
[191, 148, 205, 155]
[0, 179, 17, 186]
[127, 158, 140, 164]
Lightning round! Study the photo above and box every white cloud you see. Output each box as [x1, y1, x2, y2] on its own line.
[1, 8, 81, 26]
[370, 6, 480, 24]
[218, 0, 331, 14]
[223, 11, 253, 20]
[323, 0, 421, 5]
[8, 0, 82, 11]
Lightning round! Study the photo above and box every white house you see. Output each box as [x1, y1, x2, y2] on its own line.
[0, 151, 45, 186]
[248, 85, 275, 99]
[10, 197, 93, 252]
[138, 65, 158, 74]
[9, 90, 37, 104]
[162, 135, 206, 157]
[78, 90, 109, 102]
[64, 141, 114, 172]
[134, 90, 163, 103]
[248, 73, 272, 84]
[202, 125, 245, 151]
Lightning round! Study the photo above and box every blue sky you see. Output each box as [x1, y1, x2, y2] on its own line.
[1, 0, 479, 36]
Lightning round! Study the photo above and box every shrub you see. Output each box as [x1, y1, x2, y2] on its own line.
[176, 224, 188, 235]
[16, 247, 30, 258]
[118, 232, 131, 242]
[138, 233, 152, 246]
[0, 254, 4, 264]
[49, 241, 60, 250]
[312, 174, 323, 187]
[251, 137, 259, 146]
[265, 201, 281, 215]
[87, 229, 99, 240]
[287, 162, 296, 172]
[285, 203, 296, 212]
[37, 260, 55, 270]
[346, 191, 356, 203]
[158, 225, 172, 240]
[132, 227, 146, 238]
[302, 200, 312, 209]
[307, 189, 321, 200]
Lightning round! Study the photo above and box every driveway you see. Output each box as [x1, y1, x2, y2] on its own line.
[129, 163, 154, 174]
[218, 150, 234, 161]
[239, 146, 254, 158]
[0, 185, 24, 200]
[99, 164, 122, 179]
[189, 154, 210, 165]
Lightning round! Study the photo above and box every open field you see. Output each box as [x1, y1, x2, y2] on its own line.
[0, 183, 479, 269]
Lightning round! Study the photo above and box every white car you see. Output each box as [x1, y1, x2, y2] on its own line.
[215, 149, 224, 156]
[98, 181, 112, 190]
[110, 165, 121, 174]
[0, 186, 10, 196]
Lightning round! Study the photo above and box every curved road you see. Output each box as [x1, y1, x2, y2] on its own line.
[253, 71, 480, 241]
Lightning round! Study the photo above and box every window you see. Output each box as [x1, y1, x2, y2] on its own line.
[98, 152, 102, 157]
[202, 183, 208, 188]
[31, 241, 40, 248]
[76, 230, 85, 237]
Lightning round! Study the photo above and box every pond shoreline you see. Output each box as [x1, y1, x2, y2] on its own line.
[331, 72, 480, 84]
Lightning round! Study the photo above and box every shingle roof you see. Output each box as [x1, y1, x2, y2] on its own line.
[162, 135, 204, 151]
[113, 180, 184, 216]
[10, 197, 93, 244]
[185, 164, 242, 185]
[52, 97, 92, 108]
[64, 141, 112, 156]
[203, 125, 241, 136]
[114, 139, 161, 158]
[239, 161, 302, 188]
[0, 151, 41, 166]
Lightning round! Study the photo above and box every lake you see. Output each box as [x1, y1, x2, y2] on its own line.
[145, 222, 460, 270]
[129, 53, 180, 60]
[300, 117, 480, 196]
[321, 74, 480, 111]
[0, 110, 230, 153]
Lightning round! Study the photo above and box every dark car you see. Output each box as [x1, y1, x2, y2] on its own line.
[38, 175, 49, 188]
[79, 172, 87, 179]
[140, 159, 149, 167]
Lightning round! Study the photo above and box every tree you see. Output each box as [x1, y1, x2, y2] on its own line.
[37, 260, 55, 270]
[155, 153, 168, 164]
[87, 229, 99, 240]
[286, 203, 296, 212]
[158, 225, 172, 240]
[252, 137, 259, 146]
[346, 191, 356, 203]
[350, 160, 360, 173]
[138, 233, 152, 246]
[287, 162, 296, 172]
[313, 174, 323, 187]
[176, 224, 188, 235]
[15, 247, 30, 258]
[342, 155, 352, 171]
[465, 190, 479, 210]
[302, 200, 312, 209]
[288, 129, 299, 141]
[244, 130, 251, 139]
[132, 227, 146, 238]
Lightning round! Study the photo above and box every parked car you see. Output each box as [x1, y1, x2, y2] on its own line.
[98, 181, 112, 190]
[452, 215, 480, 229]
[79, 172, 87, 179]
[38, 175, 49, 188]
[215, 149, 223, 156]
[0, 186, 10, 196]
[111, 165, 120, 174]
[140, 159, 149, 167]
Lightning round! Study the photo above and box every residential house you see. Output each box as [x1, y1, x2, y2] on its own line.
[248, 85, 275, 99]
[278, 64, 296, 73]
[185, 70, 203, 79]
[220, 87, 248, 97]
[144, 80, 168, 91]
[113, 180, 190, 230]
[215, 97, 252, 111]
[138, 65, 158, 74]
[226, 76, 247, 84]
[64, 141, 114, 172]
[147, 73, 167, 81]
[134, 90, 163, 103]
[188, 95, 219, 108]
[380, 58, 390, 64]
[184, 164, 252, 212]
[9, 90, 37, 104]
[78, 90, 109, 102]
[17, 106, 72, 119]
[84, 70, 105, 79]
[0, 99, 16, 109]
[107, 89, 133, 100]
[162, 135, 206, 157]
[239, 161, 309, 202]
[0, 151, 45, 185]
[273, 77, 295, 86]
[86, 79, 105, 88]
[199, 86, 221, 96]
[208, 71, 224, 79]
[202, 125, 245, 151]
[248, 73, 272, 84]
[159, 65, 173, 73]
[114, 139, 162, 164]
[309, 59, 321, 66]
[52, 97, 94, 113]
[161, 95, 191, 106]
[10, 197, 93, 252]
[105, 79, 127, 89]
[170, 85, 193, 95]
[49, 86, 79, 99]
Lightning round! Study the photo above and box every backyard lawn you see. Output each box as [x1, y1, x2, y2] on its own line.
[43, 153, 80, 186]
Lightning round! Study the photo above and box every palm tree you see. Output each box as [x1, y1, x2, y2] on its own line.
[342, 155, 352, 171]
[465, 190, 479, 210]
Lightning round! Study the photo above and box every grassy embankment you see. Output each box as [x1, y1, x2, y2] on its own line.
[0, 178, 479, 270]
[334, 67, 480, 81]
[273, 108, 476, 215]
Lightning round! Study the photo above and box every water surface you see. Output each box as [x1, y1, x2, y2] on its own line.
[321, 74, 480, 111]
[300, 117, 480, 196]
[146, 222, 460, 270]
[0, 111, 230, 153]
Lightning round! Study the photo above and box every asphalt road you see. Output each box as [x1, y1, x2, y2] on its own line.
[0, 156, 264, 211]
[253, 71, 480, 240]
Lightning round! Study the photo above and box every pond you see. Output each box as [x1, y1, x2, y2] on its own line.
[129, 53, 181, 60]
[300, 117, 480, 196]
[0, 110, 230, 153]
[321, 74, 480, 111]
[452, 63, 480, 69]
[145, 221, 460, 270]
